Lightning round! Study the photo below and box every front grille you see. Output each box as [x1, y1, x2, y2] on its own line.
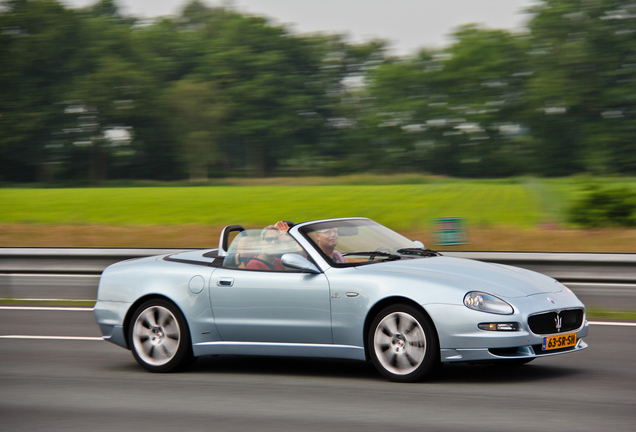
[528, 309, 584, 335]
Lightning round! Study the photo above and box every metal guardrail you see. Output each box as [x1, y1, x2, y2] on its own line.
[1, 248, 636, 303]
[0, 248, 188, 275]
[444, 251, 636, 283]
[2, 248, 636, 281]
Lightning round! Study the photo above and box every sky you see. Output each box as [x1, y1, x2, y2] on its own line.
[64, 0, 537, 56]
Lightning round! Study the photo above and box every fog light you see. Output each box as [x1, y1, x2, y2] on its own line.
[478, 322, 520, 331]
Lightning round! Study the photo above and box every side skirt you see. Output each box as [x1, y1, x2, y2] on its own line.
[193, 341, 366, 361]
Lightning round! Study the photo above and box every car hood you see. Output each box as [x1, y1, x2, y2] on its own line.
[354, 256, 561, 298]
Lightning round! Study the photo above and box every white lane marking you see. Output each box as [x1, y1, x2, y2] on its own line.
[3, 273, 100, 277]
[589, 321, 636, 327]
[0, 335, 103, 341]
[0, 306, 94, 311]
[0, 298, 95, 302]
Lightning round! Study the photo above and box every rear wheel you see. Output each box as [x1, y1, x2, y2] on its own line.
[129, 299, 193, 372]
[368, 304, 439, 382]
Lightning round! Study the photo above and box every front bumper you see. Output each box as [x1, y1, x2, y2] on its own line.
[441, 336, 588, 363]
[426, 303, 590, 363]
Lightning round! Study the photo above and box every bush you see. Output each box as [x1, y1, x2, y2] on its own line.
[567, 184, 636, 227]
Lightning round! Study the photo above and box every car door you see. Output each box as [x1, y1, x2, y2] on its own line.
[209, 267, 332, 344]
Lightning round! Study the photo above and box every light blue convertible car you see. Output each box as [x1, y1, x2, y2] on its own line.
[94, 218, 588, 382]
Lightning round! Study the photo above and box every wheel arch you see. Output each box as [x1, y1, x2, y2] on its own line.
[123, 294, 188, 350]
[363, 296, 439, 360]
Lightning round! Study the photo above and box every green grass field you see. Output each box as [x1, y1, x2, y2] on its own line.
[2, 175, 636, 230]
[2, 181, 546, 229]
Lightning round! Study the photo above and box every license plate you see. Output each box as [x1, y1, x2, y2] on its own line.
[542, 333, 577, 351]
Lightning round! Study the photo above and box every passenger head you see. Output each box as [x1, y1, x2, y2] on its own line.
[260, 225, 283, 259]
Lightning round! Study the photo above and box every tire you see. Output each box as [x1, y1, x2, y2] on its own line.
[368, 304, 439, 382]
[129, 299, 194, 373]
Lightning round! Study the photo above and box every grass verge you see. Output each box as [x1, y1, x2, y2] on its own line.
[0, 299, 96, 307]
[3, 222, 636, 252]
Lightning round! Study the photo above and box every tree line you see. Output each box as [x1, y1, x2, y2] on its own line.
[1, 0, 635, 183]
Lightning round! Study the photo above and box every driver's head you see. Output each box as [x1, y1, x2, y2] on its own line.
[315, 228, 338, 254]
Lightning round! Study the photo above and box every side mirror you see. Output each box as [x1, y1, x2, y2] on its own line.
[413, 240, 425, 248]
[281, 253, 321, 274]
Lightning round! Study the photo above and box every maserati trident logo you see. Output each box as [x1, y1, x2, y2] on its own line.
[555, 313, 563, 332]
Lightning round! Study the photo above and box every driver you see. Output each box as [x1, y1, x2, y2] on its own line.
[314, 228, 347, 263]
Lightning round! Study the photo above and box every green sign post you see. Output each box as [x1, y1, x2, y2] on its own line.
[434, 217, 467, 246]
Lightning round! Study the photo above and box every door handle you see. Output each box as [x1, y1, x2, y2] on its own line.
[216, 277, 234, 287]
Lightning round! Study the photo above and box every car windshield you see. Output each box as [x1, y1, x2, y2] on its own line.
[300, 219, 433, 266]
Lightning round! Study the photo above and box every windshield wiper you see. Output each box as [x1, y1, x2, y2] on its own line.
[396, 248, 441, 257]
[342, 251, 402, 261]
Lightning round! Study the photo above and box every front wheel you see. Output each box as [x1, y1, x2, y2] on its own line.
[129, 299, 193, 373]
[368, 304, 439, 382]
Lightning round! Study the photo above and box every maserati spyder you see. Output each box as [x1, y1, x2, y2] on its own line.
[94, 218, 588, 382]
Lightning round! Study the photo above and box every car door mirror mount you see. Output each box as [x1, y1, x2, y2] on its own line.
[281, 253, 321, 274]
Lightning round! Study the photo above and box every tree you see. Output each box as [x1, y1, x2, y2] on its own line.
[0, 0, 84, 181]
[527, 0, 636, 175]
[162, 76, 225, 180]
[60, 1, 150, 183]
[439, 25, 531, 176]
[363, 27, 531, 176]
[194, 9, 333, 176]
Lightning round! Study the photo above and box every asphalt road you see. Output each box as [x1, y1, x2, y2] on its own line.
[0, 308, 635, 431]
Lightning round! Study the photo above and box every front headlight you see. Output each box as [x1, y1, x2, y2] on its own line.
[464, 291, 514, 315]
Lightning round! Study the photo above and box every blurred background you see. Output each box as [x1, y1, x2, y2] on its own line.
[1, 0, 636, 250]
